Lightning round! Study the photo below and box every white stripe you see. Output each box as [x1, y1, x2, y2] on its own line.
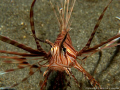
[0, 71, 7, 75]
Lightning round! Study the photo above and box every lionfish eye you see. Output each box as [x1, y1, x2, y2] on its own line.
[63, 47, 66, 52]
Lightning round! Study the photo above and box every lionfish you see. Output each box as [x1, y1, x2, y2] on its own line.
[0, 0, 120, 90]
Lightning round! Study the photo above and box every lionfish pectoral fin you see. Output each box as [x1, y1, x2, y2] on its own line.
[0, 35, 46, 55]
[116, 16, 120, 21]
[78, 0, 113, 54]
[74, 61, 100, 88]
[40, 70, 51, 90]
[30, 0, 43, 51]
[78, 31, 120, 57]
[65, 68, 80, 88]
[43, 69, 49, 77]
[64, 67, 71, 76]
[4, 68, 40, 88]
[0, 87, 15, 90]
[0, 71, 8, 75]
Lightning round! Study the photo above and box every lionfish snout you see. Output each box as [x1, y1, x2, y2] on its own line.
[48, 43, 76, 72]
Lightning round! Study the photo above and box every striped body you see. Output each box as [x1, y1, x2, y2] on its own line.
[49, 31, 77, 72]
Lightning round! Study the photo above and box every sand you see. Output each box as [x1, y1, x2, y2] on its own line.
[0, 0, 120, 90]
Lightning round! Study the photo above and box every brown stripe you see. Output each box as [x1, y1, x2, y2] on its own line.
[66, 51, 76, 59]
[64, 41, 76, 53]
[0, 35, 42, 54]
[82, 0, 112, 50]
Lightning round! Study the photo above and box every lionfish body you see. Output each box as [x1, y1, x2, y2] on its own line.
[49, 32, 77, 71]
[47, 0, 78, 73]
[0, 0, 120, 90]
